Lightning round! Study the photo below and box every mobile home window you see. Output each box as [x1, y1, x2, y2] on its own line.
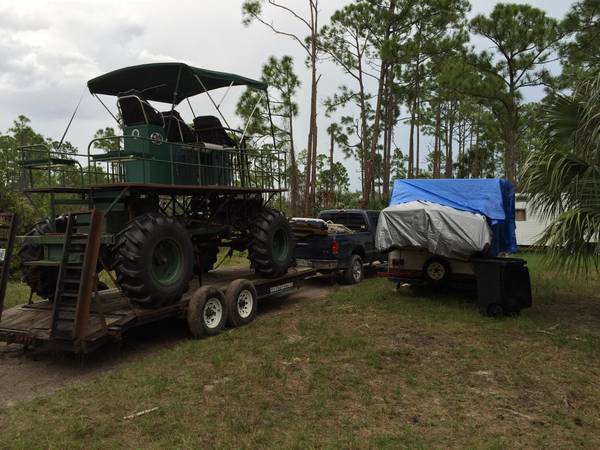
[516, 209, 527, 221]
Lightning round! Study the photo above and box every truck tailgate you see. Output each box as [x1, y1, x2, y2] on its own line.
[294, 235, 334, 260]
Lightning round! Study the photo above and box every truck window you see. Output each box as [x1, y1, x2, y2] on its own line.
[345, 213, 367, 231]
[318, 212, 367, 231]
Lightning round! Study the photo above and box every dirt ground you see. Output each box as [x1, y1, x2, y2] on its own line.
[0, 274, 338, 409]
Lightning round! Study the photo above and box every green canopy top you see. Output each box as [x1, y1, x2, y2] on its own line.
[87, 62, 267, 104]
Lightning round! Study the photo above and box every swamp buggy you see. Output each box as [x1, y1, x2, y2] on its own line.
[0, 62, 308, 352]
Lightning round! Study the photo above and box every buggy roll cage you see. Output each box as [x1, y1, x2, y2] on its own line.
[87, 62, 277, 150]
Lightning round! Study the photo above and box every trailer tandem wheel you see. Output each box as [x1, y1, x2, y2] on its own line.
[225, 279, 258, 327]
[187, 286, 227, 338]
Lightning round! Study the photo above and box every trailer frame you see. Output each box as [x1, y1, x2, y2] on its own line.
[0, 266, 315, 354]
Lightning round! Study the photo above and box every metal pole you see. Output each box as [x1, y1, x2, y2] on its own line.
[193, 75, 232, 129]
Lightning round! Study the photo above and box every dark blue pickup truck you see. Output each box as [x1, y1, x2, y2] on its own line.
[292, 209, 384, 284]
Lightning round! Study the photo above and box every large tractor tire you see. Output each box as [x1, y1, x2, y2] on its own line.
[113, 213, 194, 308]
[18, 216, 67, 299]
[248, 208, 294, 278]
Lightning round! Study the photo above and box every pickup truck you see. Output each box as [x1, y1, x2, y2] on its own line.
[292, 209, 385, 284]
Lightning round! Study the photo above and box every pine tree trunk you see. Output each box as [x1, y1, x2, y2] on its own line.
[445, 120, 454, 178]
[303, 0, 319, 216]
[382, 67, 394, 200]
[408, 106, 415, 179]
[329, 128, 334, 207]
[433, 105, 441, 178]
[362, 0, 395, 207]
[288, 113, 300, 216]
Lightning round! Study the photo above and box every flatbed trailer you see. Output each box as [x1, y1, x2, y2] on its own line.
[0, 266, 315, 353]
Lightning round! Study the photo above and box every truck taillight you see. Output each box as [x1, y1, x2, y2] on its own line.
[331, 240, 339, 255]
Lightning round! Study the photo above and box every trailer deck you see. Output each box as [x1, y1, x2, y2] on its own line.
[0, 266, 315, 353]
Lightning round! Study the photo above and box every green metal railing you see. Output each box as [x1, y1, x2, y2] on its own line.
[17, 135, 287, 192]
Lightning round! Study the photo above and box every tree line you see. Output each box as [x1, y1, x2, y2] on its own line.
[240, 0, 599, 216]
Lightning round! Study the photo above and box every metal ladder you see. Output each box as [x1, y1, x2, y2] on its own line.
[0, 213, 17, 321]
[51, 210, 105, 340]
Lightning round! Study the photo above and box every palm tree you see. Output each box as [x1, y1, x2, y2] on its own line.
[521, 73, 600, 275]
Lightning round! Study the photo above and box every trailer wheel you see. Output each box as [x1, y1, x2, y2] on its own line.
[249, 208, 294, 278]
[187, 286, 227, 337]
[225, 279, 258, 327]
[340, 254, 364, 285]
[18, 216, 67, 299]
[423, 257, 451, 286]
[113, 213, 193, 308]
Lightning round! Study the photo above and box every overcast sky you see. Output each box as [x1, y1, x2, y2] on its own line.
[0, 0, 574, 190]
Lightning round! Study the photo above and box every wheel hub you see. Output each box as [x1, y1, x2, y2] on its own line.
[237, 289, 254, 318]
[427, 262, 445, 280]
[151, 238, 183, 286]
[352, 260, 362, 281]
[203, 298, 223, 329]
[272, 229, 289, 263]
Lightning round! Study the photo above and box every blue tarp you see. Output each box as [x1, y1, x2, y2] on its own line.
[389, 179, 518, 255]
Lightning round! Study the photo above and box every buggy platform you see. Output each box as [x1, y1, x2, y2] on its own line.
[24, 183, 286, 195]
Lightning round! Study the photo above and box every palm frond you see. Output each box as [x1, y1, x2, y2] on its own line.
[521, 72, 600, 276]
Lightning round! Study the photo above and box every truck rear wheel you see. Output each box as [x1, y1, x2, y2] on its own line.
[248, 208, 294, 278]
[340, 254, 364, 285]
[18, 217, 67, 299]
[113, 213, 193, 308]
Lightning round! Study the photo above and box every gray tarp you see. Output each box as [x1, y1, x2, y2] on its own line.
[375, 201, 492, 260]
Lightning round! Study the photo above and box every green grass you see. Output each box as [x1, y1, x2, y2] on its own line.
[1, 253, 600, 448]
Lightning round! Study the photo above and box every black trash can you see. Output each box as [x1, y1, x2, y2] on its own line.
[472, 257, 532, 317]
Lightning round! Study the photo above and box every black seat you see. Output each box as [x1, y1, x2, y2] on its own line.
[117, 92, 163, 127]
[162, 110, 196, 143]
[193, 116, 236, 147]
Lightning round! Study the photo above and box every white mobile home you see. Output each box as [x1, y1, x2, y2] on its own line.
[515, 196, 549, 246]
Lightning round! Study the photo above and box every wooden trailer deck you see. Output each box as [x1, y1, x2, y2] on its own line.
[0, 266, 315, 353]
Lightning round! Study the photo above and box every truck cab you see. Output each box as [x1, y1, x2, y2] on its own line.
[292, 209, 385, 284]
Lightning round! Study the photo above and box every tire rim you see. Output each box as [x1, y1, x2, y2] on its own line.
[352, 259, 362, 281]
[272, 228, 289, 263]
[151, 238, 184, 286]
[237, 289, 254, 319]
[203, 298, 223, 329]
[427, 262, 446, 281]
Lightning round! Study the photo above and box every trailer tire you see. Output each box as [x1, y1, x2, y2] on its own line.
[113, 213, 193, 308]
[423, 257, 451, 286]
[187, 286, 227, 337]
[249, 208, 294, 278]
[225, 279, 257, 327]
[340, 254, 364, 285]
[18, 216, 67, 299]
